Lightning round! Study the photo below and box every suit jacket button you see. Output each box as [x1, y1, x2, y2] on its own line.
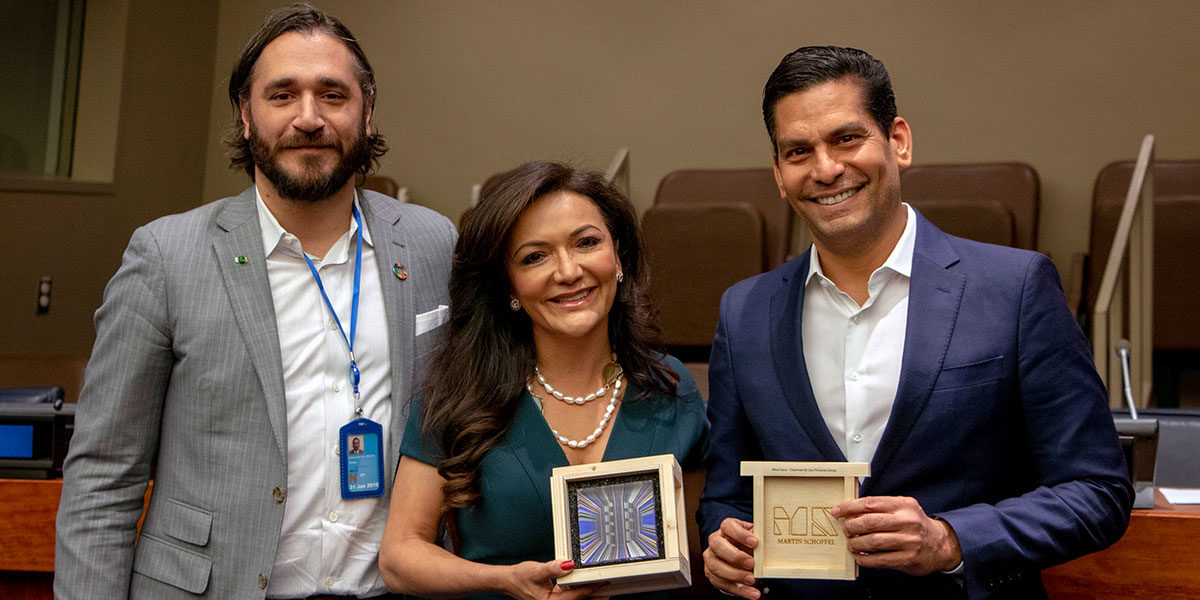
[272, 487, 286, 503]
[258, 573, 268, 589]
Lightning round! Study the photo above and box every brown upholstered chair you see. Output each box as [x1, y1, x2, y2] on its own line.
[653, 169, 793, 269]
[642, 203, 763, 361]
[1073, 160, 1200, 406]
[642, 169, 792, 365]
[899, 162, 1040, 250]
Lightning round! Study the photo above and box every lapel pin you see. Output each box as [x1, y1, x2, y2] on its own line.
[393, 262, 408, 280]
[235, 255, 248, 264]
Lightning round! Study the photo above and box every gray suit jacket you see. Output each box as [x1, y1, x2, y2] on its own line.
[55, 187, 456, 599]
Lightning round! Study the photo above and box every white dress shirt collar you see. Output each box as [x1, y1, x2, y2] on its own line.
[254, 187, 375, 259]
[805, 203, 917, 290]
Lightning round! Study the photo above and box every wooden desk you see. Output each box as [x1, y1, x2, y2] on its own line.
[0, 478, 63, 600]
[0, 477, 151, 599]
[2, 479, 1197, 597]
[0, 478, 63, 572]
[1043, 490, 1200, 599]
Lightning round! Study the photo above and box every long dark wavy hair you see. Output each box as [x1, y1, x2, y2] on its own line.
[423, 161, 678, 508]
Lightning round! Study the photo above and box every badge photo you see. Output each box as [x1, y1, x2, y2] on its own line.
[340, 418, 384, 499]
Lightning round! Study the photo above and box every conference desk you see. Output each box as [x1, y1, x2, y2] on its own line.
[1042, 489, 1200, 599]
[0, 479, 1196, 597]
[0, 477, 151, 599]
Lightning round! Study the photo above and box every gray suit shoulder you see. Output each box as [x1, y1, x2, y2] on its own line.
[133, 192, 252, 247]
[133, 188, 459, 248]
[359, 189, 457, 246]
[361, 189, 455, 227]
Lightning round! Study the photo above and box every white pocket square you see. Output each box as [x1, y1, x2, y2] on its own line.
[415, 305, 450, 336]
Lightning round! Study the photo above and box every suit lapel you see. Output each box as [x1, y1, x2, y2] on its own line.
[865, 215, 964, 493]
[212, 188, 289, 461]
[359, 191, 414, 479]
[770, 253, 847, 461]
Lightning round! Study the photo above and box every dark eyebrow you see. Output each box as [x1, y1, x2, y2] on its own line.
[510, 239, 547, 259]
[828, 121, 871, 140]
[261, 77, 296, 93]
[317, 76, 352, 91]
[261, 76, 352, 94]
[777, 120, 874, 152]
[509, 224, 602, 259]
[570, 224, 601, 238]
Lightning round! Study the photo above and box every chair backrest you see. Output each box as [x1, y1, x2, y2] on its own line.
[642, 203, 763, 352]
[914, 200, 1016, 247]
[0, 355, 88, 403]
[900, 162, 1040, 250]
[653, 168, 793, 269]
[1086, 160, 1200, 351]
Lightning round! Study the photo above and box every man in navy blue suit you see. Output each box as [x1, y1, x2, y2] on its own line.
[697, 46, 1131, 599]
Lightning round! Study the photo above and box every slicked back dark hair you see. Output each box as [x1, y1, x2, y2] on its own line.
[223, 3, 386, 178]
[762, 46, 897, 151]
[422, 160, 679, 508]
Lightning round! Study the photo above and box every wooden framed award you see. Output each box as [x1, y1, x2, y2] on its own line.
[740, 461, 870, 580]
[550, 454, 690, 595]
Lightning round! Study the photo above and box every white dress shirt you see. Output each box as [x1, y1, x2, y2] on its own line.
[802, 204, 916, 464]
[256, 189, 392, 598]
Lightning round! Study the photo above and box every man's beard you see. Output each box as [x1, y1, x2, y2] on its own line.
[248, 119, 371, 203]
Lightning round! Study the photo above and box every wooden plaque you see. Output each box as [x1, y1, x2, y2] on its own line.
[550, 454, 690, 595]
[740, 461, 870, 580]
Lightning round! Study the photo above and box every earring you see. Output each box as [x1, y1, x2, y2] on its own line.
[616, 272, 624, 284]
[510, 298, 521, 311]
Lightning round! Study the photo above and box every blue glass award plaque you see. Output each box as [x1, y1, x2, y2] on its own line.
[551, 454, 690, 595]
[572, 474, 664, 566]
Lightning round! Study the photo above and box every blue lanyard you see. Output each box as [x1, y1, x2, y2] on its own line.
[302, 203, 364, 414]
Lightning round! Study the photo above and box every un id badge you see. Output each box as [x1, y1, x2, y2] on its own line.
[340, 418, 384, 499]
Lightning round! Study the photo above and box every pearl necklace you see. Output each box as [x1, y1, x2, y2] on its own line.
[534, 358, 621, 405]
[528, 375, 622, 449]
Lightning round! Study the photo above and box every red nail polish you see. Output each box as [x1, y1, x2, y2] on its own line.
[560, 560, 575, 570]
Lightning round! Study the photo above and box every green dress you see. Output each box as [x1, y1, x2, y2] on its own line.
[400, 355, 709, 600]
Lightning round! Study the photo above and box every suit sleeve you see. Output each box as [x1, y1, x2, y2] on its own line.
[696, 288, 763, 545]
[55, 226, 175, 600]
[936, 254, 1133, 595]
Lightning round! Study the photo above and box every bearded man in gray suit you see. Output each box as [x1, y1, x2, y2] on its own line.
[55, 5, 455, 599]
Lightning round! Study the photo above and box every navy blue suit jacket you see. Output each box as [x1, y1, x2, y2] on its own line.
[698, 212, 1132, 599]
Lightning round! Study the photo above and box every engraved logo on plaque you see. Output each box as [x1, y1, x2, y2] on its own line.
[771, 505, 839, 544]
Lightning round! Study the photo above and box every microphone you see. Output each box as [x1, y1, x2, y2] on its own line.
[1115, 339, 1138, 420]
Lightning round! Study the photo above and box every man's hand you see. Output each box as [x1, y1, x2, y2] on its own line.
[833, 496, 962, 576]
[702, 517, 761, 599]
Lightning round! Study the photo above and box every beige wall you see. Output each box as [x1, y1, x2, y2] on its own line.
[203, 0, 1200, 269]
[71, 0, 129, 182]
[3, 0, 1198, 357]
[0, 0, 218, 356]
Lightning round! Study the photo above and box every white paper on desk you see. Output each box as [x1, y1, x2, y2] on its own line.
[1158, 487, 1200, 504]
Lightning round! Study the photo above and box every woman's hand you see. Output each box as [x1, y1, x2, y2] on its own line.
[502, 559, 607, 600]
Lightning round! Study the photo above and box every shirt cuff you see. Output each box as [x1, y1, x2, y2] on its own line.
[941, 560, 964, 575]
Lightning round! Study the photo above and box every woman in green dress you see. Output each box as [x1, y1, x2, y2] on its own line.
[379, 161, 707, 599]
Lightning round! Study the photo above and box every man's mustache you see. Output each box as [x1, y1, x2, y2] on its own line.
[276, 133, 341, 150]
